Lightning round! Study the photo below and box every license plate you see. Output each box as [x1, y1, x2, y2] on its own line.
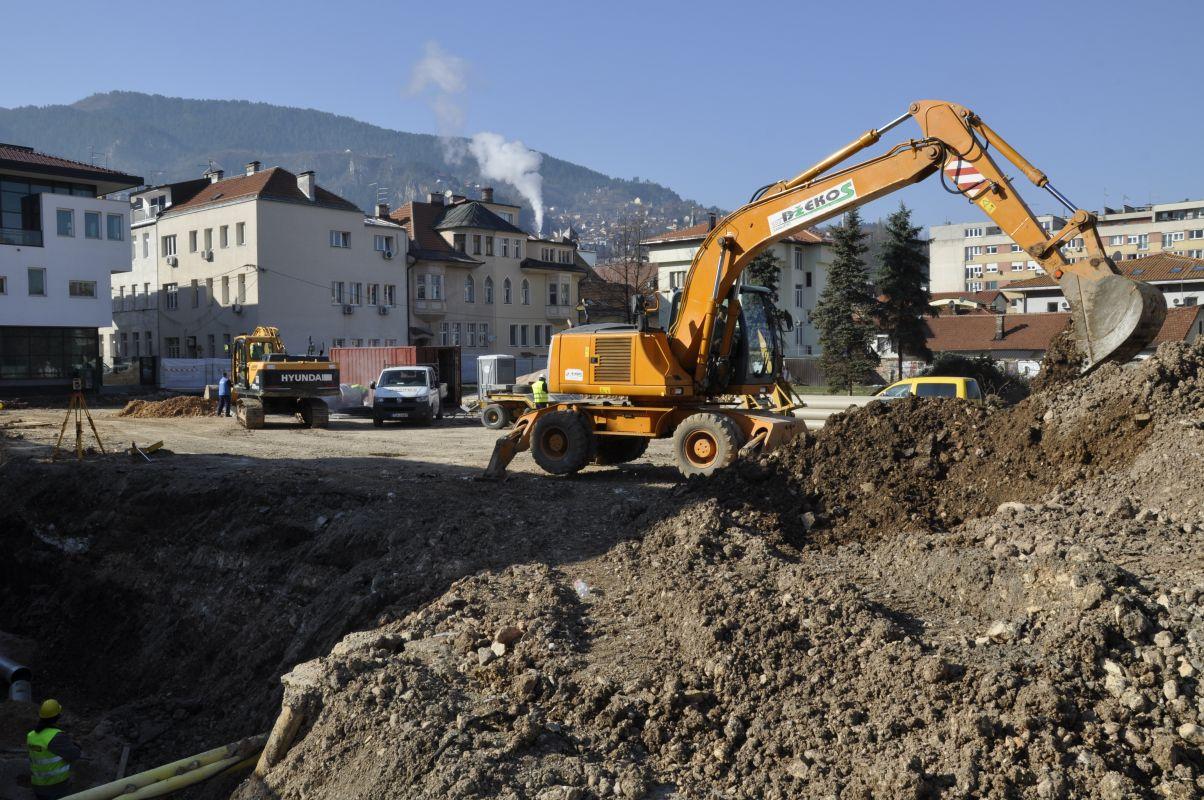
[390, 412, 409, 418]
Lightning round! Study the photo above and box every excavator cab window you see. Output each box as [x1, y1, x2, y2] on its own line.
[732, 288, 779, 382]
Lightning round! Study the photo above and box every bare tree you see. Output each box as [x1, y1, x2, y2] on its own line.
[595, 213, 658, 321]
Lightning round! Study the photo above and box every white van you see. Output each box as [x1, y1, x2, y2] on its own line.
[370, 365, 445, 425]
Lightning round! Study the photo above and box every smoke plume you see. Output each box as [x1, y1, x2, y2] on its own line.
[470, 132, 545, 235]
[407, 42, 468, 161]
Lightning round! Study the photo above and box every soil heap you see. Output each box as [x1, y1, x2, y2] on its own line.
[240, 343, 1204, 799]
[118, 396, 215, 418]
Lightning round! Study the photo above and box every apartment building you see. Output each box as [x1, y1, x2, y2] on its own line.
[642, 219, 833, 357]
[106, 162, 409, 366]
[930, 199, 1204, 293]
[0, 143, 142, 388]
[389, 188, 587, 377]
[1007, 253, 1204, 313]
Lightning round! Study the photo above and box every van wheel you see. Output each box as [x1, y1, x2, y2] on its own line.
[593, 435, 649, 465]
[481, 404, 510, 430]
[672, 413, 742, 477]
[531, 410, 594, 476]
[373, 416, 384, 428]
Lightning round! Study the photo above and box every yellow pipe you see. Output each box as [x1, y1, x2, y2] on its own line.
[61, 735, 265, 800]
[111, 753, 256, 800]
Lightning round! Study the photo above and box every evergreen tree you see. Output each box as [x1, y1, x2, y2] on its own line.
[876, 203, 935, 380]
[813, 208, 879, 394]
[746, 249, 788, 328]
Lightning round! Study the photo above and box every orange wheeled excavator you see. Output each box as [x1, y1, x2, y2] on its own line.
[485, 99, 1166, 479]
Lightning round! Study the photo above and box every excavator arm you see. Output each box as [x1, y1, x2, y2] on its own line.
[670, 99, 1165, 377]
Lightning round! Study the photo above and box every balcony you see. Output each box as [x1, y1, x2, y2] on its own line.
[0, 227, 43, 247]
[414, 298, 446, 318]
[545, 303, 575, 320]
[131, 206, 158, 225]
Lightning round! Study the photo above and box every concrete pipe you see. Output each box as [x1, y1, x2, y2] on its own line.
[0, 653, 32, 701]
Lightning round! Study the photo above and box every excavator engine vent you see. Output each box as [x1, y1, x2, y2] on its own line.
[592, 337, 632, 383]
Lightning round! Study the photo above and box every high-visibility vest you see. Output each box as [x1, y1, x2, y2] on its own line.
[27, 728, 71, 787]
[532, 379, 549, 404]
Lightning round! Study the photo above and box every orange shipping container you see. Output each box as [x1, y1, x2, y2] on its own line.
[330, 347, 418, 389]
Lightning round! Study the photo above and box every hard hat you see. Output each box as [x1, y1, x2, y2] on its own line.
[39, 699, 62, 719]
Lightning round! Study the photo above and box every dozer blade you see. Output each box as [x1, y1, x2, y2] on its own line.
[1064, 273, 1166, 372]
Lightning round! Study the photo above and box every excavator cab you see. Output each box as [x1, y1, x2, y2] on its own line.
[708, 286, 784, 391]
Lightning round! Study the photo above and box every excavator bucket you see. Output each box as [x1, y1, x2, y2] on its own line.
[1063, 273, 1167, 371]
[480, 415, 535, 480]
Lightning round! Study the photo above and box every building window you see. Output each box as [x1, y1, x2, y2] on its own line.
[964, 227, 984, 237]
[189, 230, 198, 252]
[27, 268, 46, 296]
[236, 222, 246, 245]
[415, 274, 426, 300]
[485, 236, 494, 256]
[350, 282, 363, 305]
[84, 211, 101, 239]
[207, 334, 216, 358]
[332, 338, 346, 348]
[0, 275, 6, 294]
[985, 245, 997, 254]
[509, 324, 517, 346]
[805, 271, 813, 288]
[165, 283, 179, 309]
[439, 323, 450, 346]
[142, 233, 150, 258]
[145, 332, 154, 355]
[560, 279, 570, 305]
[466, 322, 477, 347]
[451, 323, 461, 345]
[220, 225, 229, 248]
[221, 333, 230, 354]
[165, 337, 180, 358]
[222, 276, 230, 304]
[106, 214, 124, 241]
[162, 235, 177, 257]
[454, 233, 466, 253]
[548, 280, 558, 305]
[501, 238, 509, 257]
[69, 280, 96, 298]
[374, 234, 395, 252]
[503, 277, 512, 304]
[514, 240, 522, 259]
[794, 285, 804, 307]
[430, 274, 443, 300]
[534, 325, 542, 346]
[484, 276, 494, 304]
[367, 283, 379, 305]
[203, 228, 213, 251]
[56, 209, 74, 237]
[191, 279, 200, 308]
[384, 284, 396, 306]
[478, 323, 489, 347]
[464, 275, 475, 303]
[329, 230, 350, 248]
[237, 274, 246, 303]
[473, 234, 482, 255]
[521, 279, 530, 305]
[520, 325, 529, 346]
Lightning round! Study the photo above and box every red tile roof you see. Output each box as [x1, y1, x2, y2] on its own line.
[641, 220, 826, 246]
[925, 306, 1202, 353]
[163, 167, 359, 215]
[0, 142, 140, 182]
[1007, 253, 1204, 290]
[389, 200, 482, 265]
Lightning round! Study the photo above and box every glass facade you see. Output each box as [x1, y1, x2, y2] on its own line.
[0, 174, 97, 247]
[0, 326, 100, 385]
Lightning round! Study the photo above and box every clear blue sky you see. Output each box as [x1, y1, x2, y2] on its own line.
[6, 0, 1201, 228]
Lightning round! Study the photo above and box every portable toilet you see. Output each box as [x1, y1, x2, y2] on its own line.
[477, 354, 517, 390]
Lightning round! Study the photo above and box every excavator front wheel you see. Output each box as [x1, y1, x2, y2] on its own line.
[672, 413, 743, 477]
[531, 410, 594, 476]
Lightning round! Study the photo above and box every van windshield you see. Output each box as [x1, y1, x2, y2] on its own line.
[916, 382, 957, 398]
[380, 371, 427, 387]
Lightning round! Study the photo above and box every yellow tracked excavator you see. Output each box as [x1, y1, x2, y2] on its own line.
[230, 326, 339, 429]
[485, 99, 1166, 479]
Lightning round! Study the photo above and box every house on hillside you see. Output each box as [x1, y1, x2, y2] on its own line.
[642, 217, 833, 358]
[1007, 253, 1204, 313]
[389, 188, 588, 379]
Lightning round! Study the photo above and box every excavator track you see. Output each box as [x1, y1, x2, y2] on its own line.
[237, 398, 265, 430]
[300, 398, 330, 428]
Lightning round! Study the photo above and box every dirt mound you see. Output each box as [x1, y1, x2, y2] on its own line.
[118, 396, 215, 418]
[1030, 323, 1085, 392]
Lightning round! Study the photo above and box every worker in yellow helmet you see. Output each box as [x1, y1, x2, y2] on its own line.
[27, 699, 81, 799]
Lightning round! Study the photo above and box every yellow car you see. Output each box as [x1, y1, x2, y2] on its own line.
[874, 376, 982, 400]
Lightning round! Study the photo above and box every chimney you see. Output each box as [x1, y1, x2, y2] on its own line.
[245, 161, 261, 176]
[993, 312, 1005, 340]
[205, 168, 224, 184]
[481, 186, 494, 202]
[375, 202, 390, 219]
[428, 191, 444, 206]
[707, 212, 717, 231]
[297, 170, 316, 201]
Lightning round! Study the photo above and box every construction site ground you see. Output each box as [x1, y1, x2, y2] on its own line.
[2, 344, 1203, 800]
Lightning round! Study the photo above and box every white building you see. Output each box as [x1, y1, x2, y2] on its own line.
[1006, 253, 1204, 313]
[0, 143, 142, 389]
[107, 162, 409, 371]
[641, 219, 833, 357]
[930, 199, 1204, 294]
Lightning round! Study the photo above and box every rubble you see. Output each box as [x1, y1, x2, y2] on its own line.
[117, 396, 215, 418]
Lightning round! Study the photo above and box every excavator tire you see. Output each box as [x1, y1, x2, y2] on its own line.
[237, 397, 265, 430]
[593, 435, 649, 465]
[481, 404, 510, 430]
[671, 412, 743, 478]
[300, 398, 329, 429]
[531, 409, 594, 476]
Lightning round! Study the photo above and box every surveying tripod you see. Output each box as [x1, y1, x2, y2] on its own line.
[53, 378, 106, 461]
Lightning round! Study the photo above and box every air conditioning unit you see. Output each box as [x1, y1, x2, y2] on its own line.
[377, 305, 389, 315]
[202, 250, 213, 261]
[382, 250, 394, 260]
[1060, 302, 1071, 310]
[1173, 298, 1184, 306]
[232, 302, 243, 314]
[166, 256, 178, 267]
[342, 304, 355, 315]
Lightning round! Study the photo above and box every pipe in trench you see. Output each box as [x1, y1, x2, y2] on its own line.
[0, 653, 32, 702]
[60, 734, 266, 800]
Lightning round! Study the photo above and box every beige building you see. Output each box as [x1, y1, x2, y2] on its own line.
[642, 219, 833, 357]
[930, 199, 1204, 294]
[107, 163, 409, 365]
[389, 188, 587, 378]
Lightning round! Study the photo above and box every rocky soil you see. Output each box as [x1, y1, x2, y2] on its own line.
[233, 343, 1204, 799]
[118, 396, 215, 417]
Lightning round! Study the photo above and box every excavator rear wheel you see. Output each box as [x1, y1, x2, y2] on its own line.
[237, 398, 264, 430]
[593, 435, 650, 465]
[672, 413, 742, 477]
[531, 409, 594, 476]
[300, 398, 329, 429]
